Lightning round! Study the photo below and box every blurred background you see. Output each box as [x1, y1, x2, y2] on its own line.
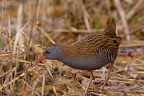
[0, 0, 144, 96]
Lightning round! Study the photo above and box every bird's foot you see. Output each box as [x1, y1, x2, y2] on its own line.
[94, 80, 105, 87]
[100, 78, 110, 90]
[94, 80, 110, 90]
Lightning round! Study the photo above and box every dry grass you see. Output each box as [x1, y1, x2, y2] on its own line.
[0, 0, 144, 96]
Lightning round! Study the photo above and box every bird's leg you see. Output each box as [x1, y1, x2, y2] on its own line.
[84, 71, 93, 96]
[100, 62, 114, 90]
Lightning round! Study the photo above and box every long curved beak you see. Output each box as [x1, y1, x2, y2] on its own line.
[32, 55, 46, 67]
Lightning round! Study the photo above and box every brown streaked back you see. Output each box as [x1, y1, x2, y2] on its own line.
[60, 32, 121, 58]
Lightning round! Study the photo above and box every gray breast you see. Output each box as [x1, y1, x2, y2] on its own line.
[59, 49, 117, 70]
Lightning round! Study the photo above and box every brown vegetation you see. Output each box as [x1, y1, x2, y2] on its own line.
[0, 0, 144, 96]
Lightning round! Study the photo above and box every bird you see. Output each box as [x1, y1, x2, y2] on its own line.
[33, 16, 122, 96]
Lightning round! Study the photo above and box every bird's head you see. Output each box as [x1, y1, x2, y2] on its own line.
[32, 44, 63, 67]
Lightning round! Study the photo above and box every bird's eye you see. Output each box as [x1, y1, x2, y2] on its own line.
[46, 50, 50, 54]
